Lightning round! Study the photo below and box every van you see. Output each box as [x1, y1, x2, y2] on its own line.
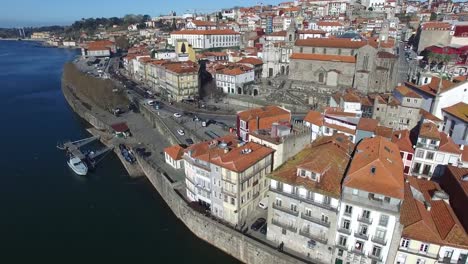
[259, 197, 268, 210]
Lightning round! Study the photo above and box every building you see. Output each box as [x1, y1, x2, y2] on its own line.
[237, 106, 291, 141]
[412, 122, 462, 179]
[267, 134, 354, 263]
[416, 22, 453, 53]
[164, 145, 185, 169]
[31, 32, 50, 39]
[397, 177, 468, 264]
[215, 64, 255, 95]
[329, 90, 363, 116]
[334, 137, 404, 264]
[182, 135, 274, 226]
[440, 165, 468, 231]
[169, 29, 240, 49]
[157, 61, 199, 101]
[441, 102, 468, 145]
[185, 20, 217, 30]
[81, 40, 116, 57]
[249, 122, 311, 170]
[392, 130, 415, 175]
[303, 109, 360, 143]
[237, 57, 264, 80]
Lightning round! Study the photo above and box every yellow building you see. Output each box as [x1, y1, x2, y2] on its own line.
[175, 39, 196, 62]
[162, 61, 199, 101]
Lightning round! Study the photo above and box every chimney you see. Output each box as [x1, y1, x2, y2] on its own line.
[424, 201, 431, 211]
[461, 145, 464, 151]
[398, 133, 402, 139]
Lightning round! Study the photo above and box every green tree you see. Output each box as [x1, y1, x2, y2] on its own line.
[181, 43, 186, 54]
[430, 12, 437, 21]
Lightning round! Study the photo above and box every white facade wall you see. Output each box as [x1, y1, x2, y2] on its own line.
[216, 70, 254, 94]
[170, 33, 240, 49]
[432, 82, 468, 118]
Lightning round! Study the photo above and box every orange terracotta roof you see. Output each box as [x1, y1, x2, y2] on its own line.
[401, 177, 468, 248]
[238, 105, 290, 122]
[295, 38, 372, 49]
[422, 22, 451, 30]
[185, 135, 274, 173]
[392, 130, 415, 153]
[395, 85, 422, 99]
[419, 122, 441, 140]
[304, 111, 324, 126]
[290, 53, 356, 63]
[420, 109, 442, 122]
[238, 57, 264, 66]
[269, 134, 354, 198]
[406, 78, 458, 96]
[171, 29, 240, 35]
[317, 21, 343, 27]
[164, 145, 185, 160]
[439, 132, 462, 154]
[375, 125, 393, 139]
[357, 118, 378, 132]
[298, 30, 327, 35]
[442, 102, 468, 123]
[266, 30, 287, 37]
[190, 20, 216, 26]
[344, 136, 405, 199]
[164, 61, 199, 74]
[444, 165, 468, 201]
[217, 65, 253, 75]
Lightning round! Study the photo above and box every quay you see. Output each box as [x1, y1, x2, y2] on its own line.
[61, 65, 312, 264]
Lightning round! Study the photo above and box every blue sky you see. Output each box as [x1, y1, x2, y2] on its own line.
[0, 0, 281, 27]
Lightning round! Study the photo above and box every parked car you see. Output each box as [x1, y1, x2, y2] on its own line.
[251, 218, 266, 231]
[260, 223, 267, 235]
[147, 100, 156, 106]
[259, 198, 268, 210]
[177, 129, 185, 136]
[185, 138, 194, 145]
[173, 113, 182, 118]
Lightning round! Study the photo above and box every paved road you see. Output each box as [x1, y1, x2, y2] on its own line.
[398, 41, 410, 84]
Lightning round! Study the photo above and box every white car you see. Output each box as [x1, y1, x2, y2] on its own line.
[259, 197, 268, 210]
[147, 100, 155, 106]
[177, 129, 185, 136]
[173, 113, 182, 118]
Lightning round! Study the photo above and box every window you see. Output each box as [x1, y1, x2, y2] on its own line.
[338, 249, 344, 256]
[282, 228, 287, 235]
[358, 225, 368, 235]
[300, 169, 306, 177]
[384, 196, 391, 203]
[444, 250, 453, 258]
[354, 241, 364, 252]
[407, 153, 413, 160]
[305, 208, 312, 217]
[339, 235, 347, 246]
[352, 189, 359, 196]
[416, 150, 424, 158]
[231, 198, 235, 205]
[401, 238, 410, 248]
[275, 198, 282, 206]
[310, 172, 317, 181]
[420, 243, 429, 252]
[426, 151, 434, 160]
[338, 48, 342, 55]
[413, 162, 422, 174]
[290, 203, 297, 212]
[375, 229, 386, 240]
[345, 205, 353, 215]
[422, 164, 431, 176]
[321, 214, 329, 223]
[449, 121, 455, 137]
[379, 214, 389, 226]
[416, 258, 425, 264]
[342, 219, 350, 230]
[323, 48, 327, 54]
[306, 191, 314, 200]
[323, 196, 331, 205]
[372, 246, 382, 257]
[430, 139, 437, 145]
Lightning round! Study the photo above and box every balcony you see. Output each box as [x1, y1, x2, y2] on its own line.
[398, 247, 438, 259]
[338, 228, 351, 235]
[271, 219, 297, 233]
[273, 203, 299, 217]
[299, 229, 328, 244]
[301, 213, 330, 228]
[416, 142, 439, 150]
[354, 232, 369, 240]
[269, 187, 337, 212]
[357, 215, 373, 225]
[351, 249, 365, 256]
[335, 243, 348, 251]
[367, 253, 383, 261]
[371, 236, 387, 246]
[222, 188, 237, 197]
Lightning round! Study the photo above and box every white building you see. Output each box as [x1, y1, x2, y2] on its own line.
[182, 135, 274, 226]
[169, 29, 240, 49]
[441, 102, 468, 145]
[215, 64, 255, 94]
[412, 121, 463, 178]
[334, 137, 404, 264]
[164, 145, 184, 169]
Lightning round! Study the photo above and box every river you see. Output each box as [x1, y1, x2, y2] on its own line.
[0, 40, 239, 264]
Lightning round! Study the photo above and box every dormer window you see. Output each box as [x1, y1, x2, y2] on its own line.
[299, 169, 307, 177]
[311, 172, 317, 181]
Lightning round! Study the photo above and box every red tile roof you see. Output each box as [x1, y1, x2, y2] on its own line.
[442, 102, 468, 123]
[237, 57, 264, 66]
[238, 105, 290, 122]
[269, 134, 354, 198]
[392, 130, 415, 153]
[304, 111, 323, 126]
[401, 177, 468, 248]
[344, 137, 405, 199]
[290, 53, 356, 63]
[357, 118, 379, 132]
[419, 122, 442, 140]
[295, 38, 371, 49]
[395, 85, 422, 98]
[439, 132, 462, 155]
[164, 145, 185, 160]
[317, 21, 343, 27]
[171, 29, 240, 35]
[422, 22, 452, 30]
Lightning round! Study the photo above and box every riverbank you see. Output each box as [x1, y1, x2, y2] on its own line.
[61, 65, 311, 264]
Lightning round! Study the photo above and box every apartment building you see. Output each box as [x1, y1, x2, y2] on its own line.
[182, 135, 274, 226]
[169, 29, 240, 49]
[441, 102, 468, 145]
[392, 130, 415, 175]
[215, 64, 255, 95]
[396, 177, 468, 264]
[267, 134, 354, 263]
[412, 122, 462, 179]
[159, 61, 199, 101]
[334, 137, 404, 264]
[237, 106, 291, 141]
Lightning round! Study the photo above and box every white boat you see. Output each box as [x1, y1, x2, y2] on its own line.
[67, 156, 88, 176]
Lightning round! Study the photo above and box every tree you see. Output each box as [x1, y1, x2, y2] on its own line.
[430, 12, 437, 21]
[180, 43, 186, 54]
[368, 7, 374, 11]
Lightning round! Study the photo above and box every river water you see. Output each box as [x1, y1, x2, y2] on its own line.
[0, 40, 238, 263]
